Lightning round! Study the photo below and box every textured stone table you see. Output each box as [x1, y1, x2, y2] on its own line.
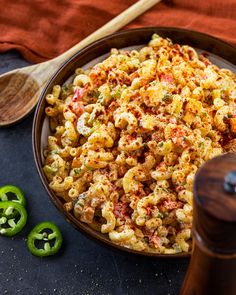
[0, 51, 188, 295]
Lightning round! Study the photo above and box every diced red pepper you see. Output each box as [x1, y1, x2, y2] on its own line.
[172, 137, 188, 148]
[171, 126, 188, 148]
[159, 198, 183, 212]
[146, 207, 152, 216]
[169, 118, 177, 124]
[68, 87, 87, 116]
[149, 234, 161, 248]
[114, 202, 129, 220]
[69, 101, 85, 116]
[160, 74, 174, 83]
[162, 200, 180, 210]
[203, 60, 210, 66]
[72, 87, 88, 102]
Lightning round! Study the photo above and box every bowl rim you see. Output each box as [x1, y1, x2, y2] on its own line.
[33, 26, 236, 259]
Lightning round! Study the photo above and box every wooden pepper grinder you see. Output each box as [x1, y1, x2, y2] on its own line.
[180, 153, 236, 295]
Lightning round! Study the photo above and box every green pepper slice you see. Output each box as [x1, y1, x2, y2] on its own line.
[27, 222, 63, 257]
[0, 185, 26, 207]
[0, 201, 27, 236]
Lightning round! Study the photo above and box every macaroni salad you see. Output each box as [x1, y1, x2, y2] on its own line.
[43, 34, 236, 254]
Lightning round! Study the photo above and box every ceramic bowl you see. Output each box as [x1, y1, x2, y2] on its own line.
[33, 27, 236, 258]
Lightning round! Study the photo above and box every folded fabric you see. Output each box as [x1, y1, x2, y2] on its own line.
[0, 0, 235, 63]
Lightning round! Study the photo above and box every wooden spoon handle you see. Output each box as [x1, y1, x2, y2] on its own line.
[53, 0, 161, 66]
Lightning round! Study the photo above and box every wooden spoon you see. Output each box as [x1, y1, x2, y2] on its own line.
[0, 0, 161, 127]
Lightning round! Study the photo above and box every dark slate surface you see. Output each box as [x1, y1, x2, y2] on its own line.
[0, 51, 189, 295]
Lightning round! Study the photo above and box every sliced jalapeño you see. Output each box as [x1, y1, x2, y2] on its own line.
[27, 222, 63, 257]
[0, 201, 27, 236]
[0, 185, 26, 207]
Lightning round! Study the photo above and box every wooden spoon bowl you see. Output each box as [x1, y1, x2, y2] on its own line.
[0, 71, 39, 125]
[0, 61, 62, 126]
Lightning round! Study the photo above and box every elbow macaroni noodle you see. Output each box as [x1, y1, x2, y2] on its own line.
[43, 34, 236, 254]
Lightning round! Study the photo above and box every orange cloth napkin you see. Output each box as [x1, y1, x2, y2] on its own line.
[0, 0, 236, 63]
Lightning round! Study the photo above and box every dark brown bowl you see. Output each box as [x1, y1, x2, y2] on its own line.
[33, 27, 236, 258]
